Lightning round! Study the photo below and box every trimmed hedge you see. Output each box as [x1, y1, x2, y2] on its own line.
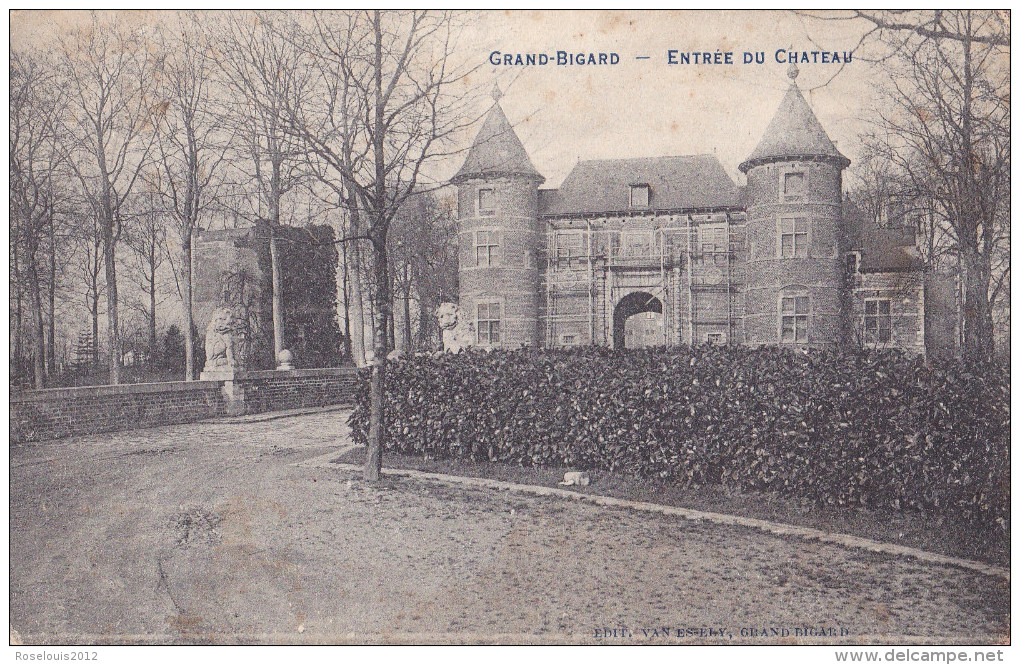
[349, 346, 1009, 530]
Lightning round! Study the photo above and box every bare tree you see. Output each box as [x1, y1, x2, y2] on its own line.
[807, 10, 1010, 361]
[151, 12, 232, 380]
[124, 192, 169, 364]
[72, 206, 106, 368]
[213, 11, 311, 367]
[10, 51, 67, 388]
[59, 13, 162, 384]
[285, 10, 478, 479]
[388, 190, 459, 352]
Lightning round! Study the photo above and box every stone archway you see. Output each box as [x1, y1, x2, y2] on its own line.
[612, 291, 663, 349]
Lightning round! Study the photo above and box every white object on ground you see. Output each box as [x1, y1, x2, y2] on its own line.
[559, 471, 591, 487]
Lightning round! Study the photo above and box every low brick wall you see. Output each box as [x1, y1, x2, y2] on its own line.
[10, 367, 358, 444]
[238, 368, 359, 415]
[10, 380, 224, 443]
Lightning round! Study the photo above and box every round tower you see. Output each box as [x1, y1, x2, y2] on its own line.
[739, 64, 850, 348]
[450, 87, 545, 349]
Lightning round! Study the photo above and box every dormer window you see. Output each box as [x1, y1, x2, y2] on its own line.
[629, 184, 650, 208]
[478, 188, 496, 216]
[877, 196, 906, 228]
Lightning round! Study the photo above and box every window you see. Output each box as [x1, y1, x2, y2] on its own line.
[645, 312, 656, 320]
[781, 295, 809, 343]
[555, 232, 585, 271]
[784, 172, 806, 201]
[846, 252, 859, 275]
[699, 224, 729, 265]
[779, 218, 809, 258]
[475, 230, 500, 267]
[706, 332, 725, 346]
[478, 188, 496, 216]
[865, 299, 892, 343]
[477, 302, 501, 345]
[877, 197, 905, 228]
[629, 184, 650, 208]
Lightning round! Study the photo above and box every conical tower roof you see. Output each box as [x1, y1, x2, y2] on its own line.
[452, 100, 544, 184]
[739, 67, 849, 173]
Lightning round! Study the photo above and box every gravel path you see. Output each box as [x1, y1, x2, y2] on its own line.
[9, 411, 1009, 644]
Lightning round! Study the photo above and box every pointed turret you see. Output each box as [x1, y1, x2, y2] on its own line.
[452, 96, 544, 184]
[739, 64, 849, 173]
[740, 63, 850, 349]
[452, 87, 544, 350]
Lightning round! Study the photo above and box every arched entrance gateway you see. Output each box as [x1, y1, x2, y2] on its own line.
[613, 291, 664, 349]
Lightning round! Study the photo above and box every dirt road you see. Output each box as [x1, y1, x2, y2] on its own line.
[9, 411, 1009, 644]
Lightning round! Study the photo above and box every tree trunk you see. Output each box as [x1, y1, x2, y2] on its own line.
[960, 246, 993, 363]
[349, 240, 366, 367]
[101, 187, 121, 384]
[387, 270, 396, 351]
[365, 8, 389, 483]
[340, 237, 352, 361]
[91, 296, 100, 366]
[270, 230, 284, 365]
[47, 204, 57, 376]
[104, 237, 120, 384]
[27, 248, 45, 389]
[388, 303, 396, 351]
[13, 247, 23, 375]
[269, 154, 285, 367]
[403, 283, 412, 353]
[418, 296, 431, 351]
[365, 237, 390, 482]
[149, 273, 157, 365]
[183, 235, 195, 380]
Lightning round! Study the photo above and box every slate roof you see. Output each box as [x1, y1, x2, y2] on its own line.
[858, 231, 925, 273]
[451, 103, 544, 184]
[739, 83, 850, 173]
[538, 154, 740, 217]
[844, 198, 925, 273]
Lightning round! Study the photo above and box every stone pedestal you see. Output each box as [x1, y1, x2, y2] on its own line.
[276, 349, 295, 371]
[199, 368, 240, 382]
[201, 368, 247, 416]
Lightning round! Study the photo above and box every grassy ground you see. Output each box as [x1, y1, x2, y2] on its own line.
[335, 447, 1009, 568]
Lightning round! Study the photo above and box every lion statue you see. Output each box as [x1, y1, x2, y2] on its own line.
[436, 302, 475, 354]
[203, 306, 237, 371]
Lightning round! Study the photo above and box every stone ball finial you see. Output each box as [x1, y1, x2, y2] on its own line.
[491, 83, 503, 103]
[787, 59, 800, 82]
[276, 348, 294, 371]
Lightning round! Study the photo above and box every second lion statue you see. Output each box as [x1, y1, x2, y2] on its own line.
[435, 302, 475, 354]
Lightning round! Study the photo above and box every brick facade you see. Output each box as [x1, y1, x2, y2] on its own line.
[10, 368, 358, 443]
[742, 159, 847, 348]
[456, 176, 543, 349]
[452, 84, 926, 354]
[851, 271, 926, 354]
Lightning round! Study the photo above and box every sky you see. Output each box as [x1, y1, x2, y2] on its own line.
[11, 9, 883, 192]
[446, 10, 882, 188]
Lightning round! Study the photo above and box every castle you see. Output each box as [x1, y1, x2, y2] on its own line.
[451, 66, 930, 353]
